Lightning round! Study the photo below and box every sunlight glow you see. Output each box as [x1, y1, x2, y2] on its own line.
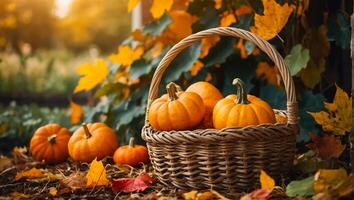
[55, 0, 72, 18]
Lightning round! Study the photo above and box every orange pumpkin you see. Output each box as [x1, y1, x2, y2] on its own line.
[30, 124, 70, 164]
[148, 82, 205, 131]
[113, 137, 149, 167]
[213, 78, 275, 129]
[275, 113, 287, 124]
[68, 123, 118, 162]
[186, 81, 223, 128]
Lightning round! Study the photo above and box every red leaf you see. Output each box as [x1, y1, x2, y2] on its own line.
[307, 134, 346, 160]
[249, 188, 273, 200]
[111, 174, 154, 193]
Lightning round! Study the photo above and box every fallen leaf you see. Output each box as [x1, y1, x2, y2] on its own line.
[12, 146, 28, 161]
[74, 59, 109, 93]
[334, 174, 354, 197]
[183, 190, 198, 200]
[312, 192, 332, 200]
[249, 188, 273, 200]
[109, 45, 144, 67]
[150, 0, 173, 19]
[128, 0, 140, 12]
[250, 0, 294, 40]
[307, 134, 346, 160]
[15, 167, 44, 181]
[168, 10, 197, 40]
[220, 11, 236, 27]
[197, 191, 214, 200]
[10, 192, 31, 199]
[86, 158, 110, 187]
[112, 174, 154, 193]
[200, 36, 220, 58]
[286, 176, 314, 197]
[191, 60, 204, 76]
[313, 168, 347, 194]
[256, 62, 280, 86]
[308, 84, 352, 135]
[0, 156, 12, 172]
[284, 44, 310, 76]
[260, 170, 275, 190]
[70, 101, 83, 124]
[60, 171, 86, 191]
[49, 187, 58, 196]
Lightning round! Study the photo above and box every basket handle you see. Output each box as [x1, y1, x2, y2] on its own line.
[145, 27, 298, 125]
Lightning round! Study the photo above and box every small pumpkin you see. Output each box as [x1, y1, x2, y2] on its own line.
[213, 78, 276, 129]
[113, 137, 149, 167]
[275, 113, 287, 124]
[30, 124, 70, 164]
[68, 123, 118, 162]
[186, 81, 223, 128]
[148, 82, 205, 131]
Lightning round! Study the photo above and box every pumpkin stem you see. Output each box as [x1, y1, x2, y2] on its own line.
[232, 78, 250, 104]
[166, 82, 179, 101]
[129, 137, 135, 147]
[82, 123, 92, 139]
[47, 134, 57, 144]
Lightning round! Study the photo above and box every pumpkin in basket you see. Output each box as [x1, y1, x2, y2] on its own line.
[186, 81, 223, 128]
[68, 123, 118, 162]
[213, 78, 275, 129]
[30, 124, 71, 164]
[148, 82, 205, 131]
[275, 113, 288, 124]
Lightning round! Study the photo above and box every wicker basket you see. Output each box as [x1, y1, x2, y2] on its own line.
[142, 27, 299, 195]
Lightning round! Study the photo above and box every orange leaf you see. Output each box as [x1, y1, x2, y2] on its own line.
[234, 38, 247, 59]
[109, 45, 144, 66]
[150, 0, 173, 19]
[131, 29, 145, 42]
[74, 59, 109, 93]
[15, 167, 44, 181]
[250, 0, 294, 40]
[128, 0, 140, 12]
[168, 10, 197, 40]
[49, 187, 58, 196]
[70, 101, 83, 124]
[173, 0, 190, 10]
[260, 170, 275, 190]
[151, 41, 164, 58]
[307, 134, 346, 160]
[200, 36, 220, 58]
[220, 11, 236, 27]
[214, 0, 222, 9]
[255, 62, 280, 86]
[235, 5, 252, 17]
[86, 158, 110, 187]
[191, 60, 204, 76]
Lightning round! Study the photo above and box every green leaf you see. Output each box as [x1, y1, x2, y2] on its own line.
[203, 37, 235, 68]
[163, 43, 201, 83]
[130, 49, 167, 80]
[143, 14, 172, 36]
[286, 176, 315, 197]
[193, 7, 219, 32]
[284, 44, 310, 76]
[94, 83, 125, 98]
[327, 12, 351, 49]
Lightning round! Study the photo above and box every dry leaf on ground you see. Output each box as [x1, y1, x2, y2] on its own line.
[0, 156, 12, 172]
[111, 174, 154, 193]
[86, 158, 110, 187]
[15, 167, 44, 181]
[60, 171, 86, 191]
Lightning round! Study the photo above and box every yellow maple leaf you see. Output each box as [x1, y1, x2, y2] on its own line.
[15, 167, 44, 181]
[128, 0, 140, 12]
[86, 158, 110, 187]
[220, 11, 236, 27]
[308, 85, 352, 135]
[190, 60, 204, 76]
[200, 36, 220, 58]
[74, 59, 108, 93]
[260, 170, 275, 190]
[168, 10, 197, 40]
[70, 101, 83, 124]
[250, 0, 294, 40]
[150, 0, 173, 19]
[256, 62, 280, 86]
[109, 45, 144, 66]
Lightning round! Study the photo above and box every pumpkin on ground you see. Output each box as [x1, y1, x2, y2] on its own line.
[113, 137, 149, 167]
[68, 123, 118, 162]
[213, 78, 276, 129]
[29, 124, 71, 164]
[186, 81, 223, 128]
[148, 82, 205, 131]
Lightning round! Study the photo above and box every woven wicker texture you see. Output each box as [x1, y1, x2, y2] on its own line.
[142, 27, 299, 196]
